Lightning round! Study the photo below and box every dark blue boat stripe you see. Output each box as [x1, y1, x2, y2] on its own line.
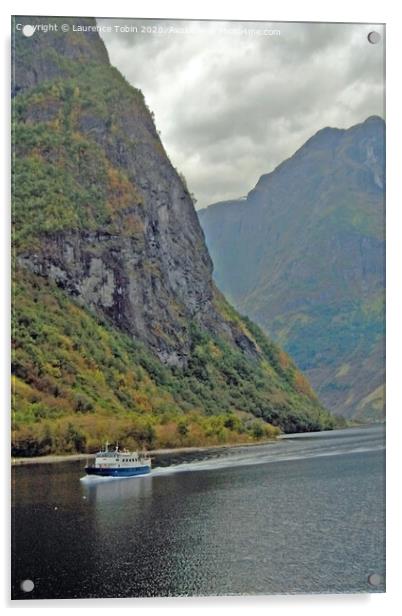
[85, 466, 151, 477]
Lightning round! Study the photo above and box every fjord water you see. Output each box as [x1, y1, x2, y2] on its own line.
[12, 425, 385, 599]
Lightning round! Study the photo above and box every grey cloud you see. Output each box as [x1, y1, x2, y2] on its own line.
[98, 19, 384, 208]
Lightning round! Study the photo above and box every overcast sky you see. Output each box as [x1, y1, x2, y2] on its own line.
[98, 19, 385, 209]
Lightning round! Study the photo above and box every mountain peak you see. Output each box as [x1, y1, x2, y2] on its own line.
[298, 115, 384, 155]
[199, 118, 385, 420]
[363, 114, 384, 124]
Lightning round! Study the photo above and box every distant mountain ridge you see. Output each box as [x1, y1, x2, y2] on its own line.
[199, 116, 385, 420]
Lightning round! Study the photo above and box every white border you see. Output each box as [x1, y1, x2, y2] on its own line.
[2, 1, 401, 614]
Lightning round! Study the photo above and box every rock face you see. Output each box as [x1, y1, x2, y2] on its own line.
[199, 117, 385, 420]
[12, 16, 336, 440]
[13, 16, 249, 367]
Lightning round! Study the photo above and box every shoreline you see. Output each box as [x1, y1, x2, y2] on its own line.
[11, 424, 379, 466]
[11, 437, 279, 466]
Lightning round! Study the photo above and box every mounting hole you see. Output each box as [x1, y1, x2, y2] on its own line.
[20, 579, 34, 593]
[368, 573, 382, 587]
[22, 25, 35, 37]
[367, 31, 381, 45]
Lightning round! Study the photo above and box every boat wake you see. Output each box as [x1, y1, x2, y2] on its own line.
[80, 428, 384, 482]
[80, 474, 129, 483]
[150, 443, 384, 477]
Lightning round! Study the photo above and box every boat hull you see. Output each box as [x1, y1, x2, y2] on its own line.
[85, 465, 151, 477]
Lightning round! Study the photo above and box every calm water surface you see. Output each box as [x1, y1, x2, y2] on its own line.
[12, 425, 385, 599]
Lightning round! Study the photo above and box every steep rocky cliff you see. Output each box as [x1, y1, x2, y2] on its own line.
[199, 117, 385, 420]
[13, 17, 243, 367]
[11, 17, 335, 454]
